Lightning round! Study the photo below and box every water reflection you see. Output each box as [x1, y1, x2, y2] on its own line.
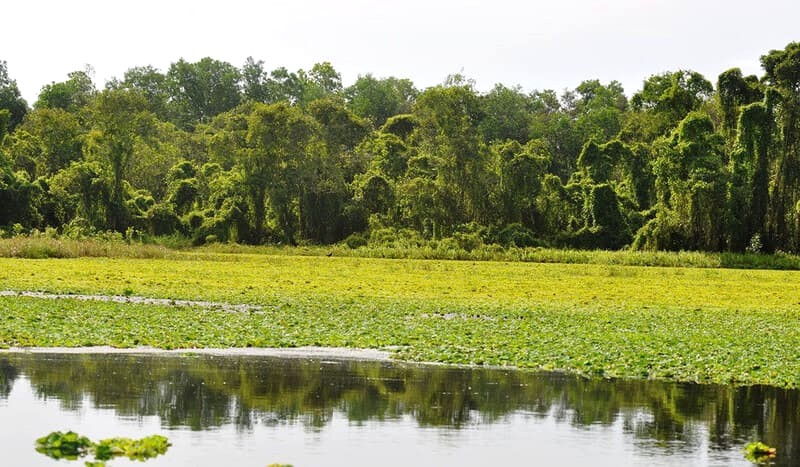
[0, 353, 796, 465]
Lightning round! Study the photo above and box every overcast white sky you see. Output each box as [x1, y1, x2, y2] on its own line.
[3, 0, 799, 104]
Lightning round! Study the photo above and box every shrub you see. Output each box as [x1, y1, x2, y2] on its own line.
[344, 233, 368, 249]
[497, 223, 539, 248]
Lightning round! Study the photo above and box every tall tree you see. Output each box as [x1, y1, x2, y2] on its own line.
[412, 77, 489, 226]
[166, 57, 242, 128]
[630, 70, 713, 136]
[634, 112, 727, 251]
[243, 102, 319, 243]
[761, 42, 800, 250]
[35, 68, 96, 112]
[108, 65, 171, 119]
[11, 107, 84, 177]
[84, 89, 156, 231]
[241, 57, 270, 103]
[479, 84, 533, 144]
[0, 61, 28, 131]
[345, 74, 417, 127]
[717, 68, 763, 140]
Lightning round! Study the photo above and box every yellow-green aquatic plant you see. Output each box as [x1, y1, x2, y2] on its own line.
[35, 431, 170, 465]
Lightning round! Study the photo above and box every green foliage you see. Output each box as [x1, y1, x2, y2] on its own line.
[146, 203, 182, 236]
[94, 435, 170, 461]
[36, 431, 169, 465]
[243, 102, 319, 243]
[717, 68, 763, 137]
[761, 43, 800, 251]
[728, 101, 771, 251]
[380, 113, 417, 139]
[631, 70, 713, 132]
[0, 61, 28, 131]
[108, 65, 171, 120]
[635, 112, 726, 251]
[166, 57, 242, 128]
[3, 253, 800, 386]
[576, 183, 629, 249]
[346, 74, 417, 127]
[496, 223, 539, 247]
[10, 107, 83, 177]
[743, 441, 776, 464]
[492, 139, 549, 227]
[36, 431, 92, 460]
[479, 84, 534, 143]
[85, 88, 159, 232]
[35, 68, 96, 112]
[3, 45, 800, 254]
[344, 232, 368, 249]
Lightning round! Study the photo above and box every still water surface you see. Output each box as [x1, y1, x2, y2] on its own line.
[0, 353, 796, 466]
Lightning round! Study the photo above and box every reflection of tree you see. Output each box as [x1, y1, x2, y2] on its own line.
[0, 359, 18, 397]
[2, 353, 800, 459]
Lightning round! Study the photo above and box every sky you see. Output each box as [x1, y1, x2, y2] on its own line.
[3, 0, 799, 104]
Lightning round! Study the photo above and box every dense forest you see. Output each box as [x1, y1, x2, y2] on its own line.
[1, 42, 799, 252]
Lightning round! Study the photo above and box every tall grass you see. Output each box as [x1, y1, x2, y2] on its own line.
[2, 234, 800, 271]
[0, 236, 173, 259]
[194, 243, 800, 270]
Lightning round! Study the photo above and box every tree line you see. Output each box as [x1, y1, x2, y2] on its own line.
[1, 43, 799, 252]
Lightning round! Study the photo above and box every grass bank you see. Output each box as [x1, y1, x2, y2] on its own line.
[2, 255, 800, 387]
[3, 236, 800, 270]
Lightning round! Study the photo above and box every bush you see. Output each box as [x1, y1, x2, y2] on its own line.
[184, 211, 205, 231]
[147, 204, 181, 236]
[452, 231, 483, 252]
[496, 223, 539, 248]
[344, 233, 368, 249]
[369, 227, 423, 248]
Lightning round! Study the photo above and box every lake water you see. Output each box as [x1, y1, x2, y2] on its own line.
[0, 352, 796, 466]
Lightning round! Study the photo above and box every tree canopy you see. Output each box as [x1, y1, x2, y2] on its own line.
[3, 44, 800, 253]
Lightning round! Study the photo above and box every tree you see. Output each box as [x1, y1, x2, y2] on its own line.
[572, 80, 628, 142]
[412, 79, 489, 226]
[263, 67, 304, 104]
[10, 107, 83, 177]
[717, 68, 763, 139]
[491, 139, 549, 227]
[48, 160, 109, 229]
[0, 61, 28, 131]
[108, 65, 171, 119]
[243, 102, 319, 243]
[166, 57, 242, 128]
[528, 90, 583, 181]
[631, 70, 713, 135]
[299, 62, 343, 104]
[35, 68, 96, 112]
[0, 167, 40, 228]
[727, 100, 772, 251]
[241, 57, 269, 103]
[634, 112, 727, 251]
[761, 42, 800, 251]
[359, 132, 409, 180]
[479, 84, 533, 144]
[345, 74, 417, 127]
[84, 89, 156, 231]
[302, 98, 371, 242]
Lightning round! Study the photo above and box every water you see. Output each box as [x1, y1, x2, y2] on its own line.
[0, 353, 795, 466]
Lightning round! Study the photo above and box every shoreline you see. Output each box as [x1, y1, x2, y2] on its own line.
[0, 345, 392, 361]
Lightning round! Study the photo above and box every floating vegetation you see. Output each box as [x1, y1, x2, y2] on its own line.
[35, 431, 170, 466]
[2, 254, 800, 387]
[744, 442, 777, 464]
